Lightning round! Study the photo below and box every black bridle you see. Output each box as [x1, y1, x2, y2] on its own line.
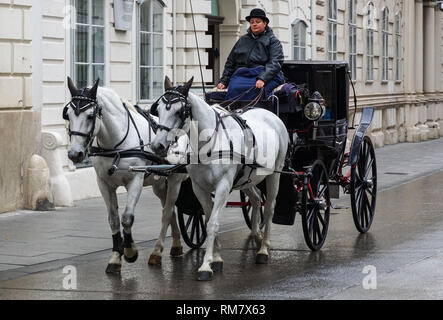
[63, 94, 102, 148]
[150, 88, 192, 132]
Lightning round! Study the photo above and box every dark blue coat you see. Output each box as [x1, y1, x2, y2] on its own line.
[219, 27, 284, 86]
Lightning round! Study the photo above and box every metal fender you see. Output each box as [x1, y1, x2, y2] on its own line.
[349, 107, 375, 166]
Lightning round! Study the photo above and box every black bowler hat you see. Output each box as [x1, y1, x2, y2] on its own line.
[246, 8, 269, 24]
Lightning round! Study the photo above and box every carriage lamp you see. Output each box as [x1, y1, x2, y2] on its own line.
[304, 102, 325, 121]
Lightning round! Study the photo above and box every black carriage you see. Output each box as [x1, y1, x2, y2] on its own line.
[139, 60, 377, 251]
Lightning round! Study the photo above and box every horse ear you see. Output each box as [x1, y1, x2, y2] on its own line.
[164, 76, 173, 90]
[89, 78, 100, 98]
[182, 77, 194, 96]
[67, 76, 77, 96]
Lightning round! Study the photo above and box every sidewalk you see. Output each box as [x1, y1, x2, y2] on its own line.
[1, 137, 443, 275]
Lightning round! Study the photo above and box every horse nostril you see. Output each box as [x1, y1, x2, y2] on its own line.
[68, 150, 77, 160]
[153, 142, 165, 154]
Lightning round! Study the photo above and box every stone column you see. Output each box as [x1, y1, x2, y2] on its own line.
[435, 8, 443, 136]
[424, 1, 439, 139]
[414, 0, 429, 140]
[404, 0, 420, 142]
[415, 1, 424, 94]
[424, 2, 435, 93]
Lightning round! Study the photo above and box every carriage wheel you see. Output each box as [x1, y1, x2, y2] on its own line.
[301, 160, 331, 251]
[177, 209, 207, 249]
[240, 190, 265, 230]
[350, 136, 377, 233]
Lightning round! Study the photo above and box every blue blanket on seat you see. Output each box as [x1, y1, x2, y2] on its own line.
[225, 66, 285, 101]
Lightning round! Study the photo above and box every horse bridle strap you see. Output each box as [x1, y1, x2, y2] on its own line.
[152, 89, 192, 132]
[63, 96, 102, 147]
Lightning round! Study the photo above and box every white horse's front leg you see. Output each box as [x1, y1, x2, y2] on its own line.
[149, 174, 183, 265]
[196, 181, 230, 281]
[256, 173, 281, 264]
[121, 173, 144, 263]
[97, 178, 122, 274]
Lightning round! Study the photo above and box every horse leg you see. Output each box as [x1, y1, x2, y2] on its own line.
[243, 187, 263, 243]
[149, 174, 183, 265]
[97, 178, 122, 274]
[121, 174, 144, 263]
[149, 180, 167, 265]
[195, 180, 230, 281]
[194, 188, 222, 273]
[256, 172, 281, 264]
[165, 175, 184, 257]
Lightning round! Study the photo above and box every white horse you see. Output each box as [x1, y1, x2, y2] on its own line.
[64, 77, 187, 274]
[151, 76, 289, 280]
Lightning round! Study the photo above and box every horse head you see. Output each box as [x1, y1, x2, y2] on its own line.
[64, 76, 102, 163]
[151, 76, 193, 157]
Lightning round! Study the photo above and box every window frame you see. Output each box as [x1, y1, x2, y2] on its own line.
[71, 0, 106, 88]
[394, 11, 402, 82]
[348, 0, 357, 80]
[292, 19, 308, 60]
[328, 0, 338, 60]
[381, 7, 389, 82]
[137, 0, 165, 103]
[366, 2, 375, 82]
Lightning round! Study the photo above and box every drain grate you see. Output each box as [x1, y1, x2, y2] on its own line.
[384, 172, 409, 175]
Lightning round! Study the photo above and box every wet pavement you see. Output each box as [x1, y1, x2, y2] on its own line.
[1, 138, 443, 299]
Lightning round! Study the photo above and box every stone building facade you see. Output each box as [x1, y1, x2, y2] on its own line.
[0, 0, 442, 211]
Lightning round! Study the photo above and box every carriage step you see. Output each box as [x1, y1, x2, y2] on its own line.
[331, 204, 349, 210]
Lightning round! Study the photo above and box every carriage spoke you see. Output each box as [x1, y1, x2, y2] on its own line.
[318, 184, 327, 198]
[363, 192, 369, 227]
[360, 196, 366, 228]
[308, 209, 315, 235]
[185, 214, 193, 230]
[317, 211, 326, 228]
[365, 191, 374, 217]
[316, 171, 324, 191]
[190, 216, 196, 242]
[364, 159, 374, 180]
[313, 216, 318, 244]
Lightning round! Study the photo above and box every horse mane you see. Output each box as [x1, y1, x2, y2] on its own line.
[188, 91, 228, 115]
[96, 87, 138, 115]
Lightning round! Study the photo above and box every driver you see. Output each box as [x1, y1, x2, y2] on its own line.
[217, 8, 285, 101]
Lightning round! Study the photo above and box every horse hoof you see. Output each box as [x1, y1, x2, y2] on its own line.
[255, 254, 269, 264]
[148, 254, 162, 266]
[106, 263, 121, 275]
[170, 246, 183, 257]
[211, 261, 223, 273]
[197, 271, 213, 281]
[124, 250, 138, 263]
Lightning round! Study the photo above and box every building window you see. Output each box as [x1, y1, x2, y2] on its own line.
[292, 20, 307, 60]
[138, 0, 164, 102]
[348, 0, 357, 80]
[73, 0, 105, 88]
[366, 2, 375, 81]
[395, 11, 402, 82]
[382, 7, 389, 81]
[328, 0, 338, 60]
